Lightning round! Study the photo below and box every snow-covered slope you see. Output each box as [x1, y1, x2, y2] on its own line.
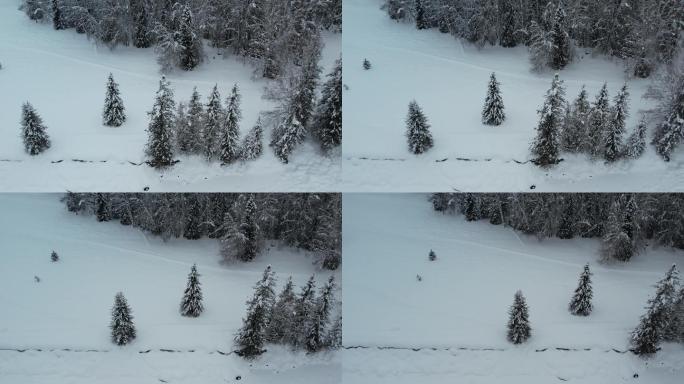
[342, 193, 684, 383]
[0, 0, 341, 192]
[0, 194, 340, 383]
[341, 0, 684, 192]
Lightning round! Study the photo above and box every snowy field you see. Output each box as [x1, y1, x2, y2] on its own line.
[341, 0, 684, 192]
[342, 193, 684, 383]
[0, 0, 341, 192]
[0, 194, 340, 383]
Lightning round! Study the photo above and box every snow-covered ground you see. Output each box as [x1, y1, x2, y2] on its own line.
[341, 0, 684, 192]
[0, 1, 341, 192]
[0, 194, 340, 383]
[342, 193, 684, 383]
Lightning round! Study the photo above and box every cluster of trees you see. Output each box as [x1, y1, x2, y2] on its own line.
[63, 192, 342, 270]
[235, 265, 341, 357]
[384, 0, 682, 76]
[21, 0, 340, 75]
[430, 193, 684, 262]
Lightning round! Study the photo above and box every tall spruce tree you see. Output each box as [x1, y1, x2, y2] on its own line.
[550, 3, 571, 70]
[312, 58, 342, 151]
[569, 263, 593, 316]
[179, 264, 204, 317]
[265, 276, 297, 343]
[203, 85, 223, 161]
[185, 88, 204, 154]
[219, 84, 242, 164]
[178, 5, 202, 71]
[561, 86, 590, 153]
[652, 79, 684, 162]
[145, 76, 175, 168]
[531, 74, 565, 167]
[415, 0, 427, 30]
[293, 275, 317, 348]
[507, 290, 531, 344]
[604, 84, 629, 162]
[482, 73, 506, 126]
[110, 292, 136, 345]
[306, 275, 335, 352]
[499, 0, 517, 47]
[132, 0, 150, 48]
[587, 83, 611, 158]
[625, 117, 647, 159]
[241, 118, 264, 161]
[103, 73, 126, 127]
[406, 100, 434, 154]
[21, 102, 51, 155]
[52, 0, 63, 30]
[234, 265, 276, 358]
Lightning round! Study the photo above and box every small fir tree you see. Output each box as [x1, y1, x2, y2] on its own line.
[363, 58, 372, 70]
[110, 292, 136, 346]
[219, 84, 242, 164]
[102, 73, 126, 127]
[21, 102, 51, 155]
[569, 264, 593, 316]
[406, 100, 434, 154]
[203, 85, 223, 161]
[234, 265, 276, 358]
[587, 83, 611, 158]
[428, 249, 436, 261]
[604, 84, 629, 162]
[625, 117, 647, 159]
[145, 76, 175, 168]
[241, 118, 264, 161]
[179, 264, 204, 317]
[293, 275, 317, 349]
[178, 6, 202, 71]
[561, 86, 590, 153]
[531, 74, 565, 167]
[482, 73, 506, 126]
[507, 290, 531, 344]
[464, 193, 478, 221]
[51, 250, 59, 262]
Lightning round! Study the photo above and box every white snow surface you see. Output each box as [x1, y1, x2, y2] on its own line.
[342, 193, 684, 383]
[341, 0, 684, 192]
[0, 0, 341, 192]
[0, 194, 340, 383]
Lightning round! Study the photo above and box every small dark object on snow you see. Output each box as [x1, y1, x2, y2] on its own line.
[51, 250, 59, 262]
[236, 376, 242, 381]
[428, 249, 436, 261]
[530, 185, 536, 190]
[416, 274, 422, 281]
[143, 186, 150, 191]
[633, 373, 639, 378]
[363, 59, 371, 70]
[34, 275, 40, 283]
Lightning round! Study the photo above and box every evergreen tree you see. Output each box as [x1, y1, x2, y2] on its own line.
[665, 287, 684, 342]
[482, 73, 506, 126]
[632, 265, 680, 355]
[363, 58, 372, 70]
[531, 74, 565, 167]
[429, 249, 436, 261]
[406, 100, 434, 154]
[219, 84, 242, 164]
[499, 0, 517, 48]
[550, 3, 571, 70]
[203, 85, 223, 161]
[312, 58, 342, 151]
[145, 76, 175, 168]
[183, 198, 202, 240]
[185, 88, 204, 154]
[110, 292, 136, 346]
[234, 265, 276, 358]
[51, 250, 59, 262]
[293, 275, 317, 348]
[306, 275, 335, 352]
[587, 83, 611, 158]
[102, 73, 126, 127]
[507, 290, 531, 344]
[605, 84, 629, 162]
[52, 0, 64, 30]
[174, 102, 190, 151]
[241, 118, 264, 161]
[625, 117, 648, 159]
[569, 263, 593, 316]
[652, 79, 684, 162]
[601, 200, 635, 262]
[221, 195, 260, 262]
[415, 0, 427, 30]
[178, 6, 202, 71]
[20, 102, 51, 155]
[95, 193, 111, 222]
[179, 264, 204, 317]
[132, 0, 150, 48]
[327, 314, 342, 348]
[464, 193, 478, 221]
[266, 276, 297, 343]
[561, 86, 590, 153]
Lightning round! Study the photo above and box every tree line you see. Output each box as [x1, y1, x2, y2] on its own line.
[63, 192, 342, 270]
[21, 0, 340, 76]
[430, 193, 684, 262]
[384, 0, 682, 76]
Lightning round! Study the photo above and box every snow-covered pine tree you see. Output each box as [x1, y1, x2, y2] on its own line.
[178, 5, 202, 71]
[464, 193, 478, 221]
[587, 83, 611, 158]
[293, 275, 317, 349]
[327, 313, 342, 348]
[561, 86, 590, 153]
[625, 117, 647, 159]
[499, 0, 517, 48]
[312, 58, 342, 151]
[219, 84, 242, 164]
[601, 200, 635, 262]
[21, 102, 51, 155]
[569, 263, 593, 316]
[234, 265, 276, 358]
[528, 21, 553, 71]
[363, 58, 372, 70]
[482, 72, 506, 126]
[665, 287, 684, 342]
[550, 2, 571, 70]
[531, 74, 565, 167]
[507, 290, 531, 344]
[95, 193, 111, 222]
[265, 276, 297, 343]
[221, 195, 261, 262]
[306, 275, 335, 352]
[632, 265, 680, 355]
[406, 100, 434, 154]
[131, 0, 150, 48]
[604, 83, 630, 162]
[179, 264, 204, 317]
[145, 76, 175, 168]
[652, 65, 684, 162]
[52, 0, 64, 30]
[51, 250, 59, 262]
[110, 292, 136, 345]
[103, 73, 126, 127]
[415, 0, 427, 30]
[241, 118, 264, 161]
[174, 102, 190, 151]
[203, 85, 223, 161]
[429, 249, 436, 261]
[184, 88, 204, 154]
